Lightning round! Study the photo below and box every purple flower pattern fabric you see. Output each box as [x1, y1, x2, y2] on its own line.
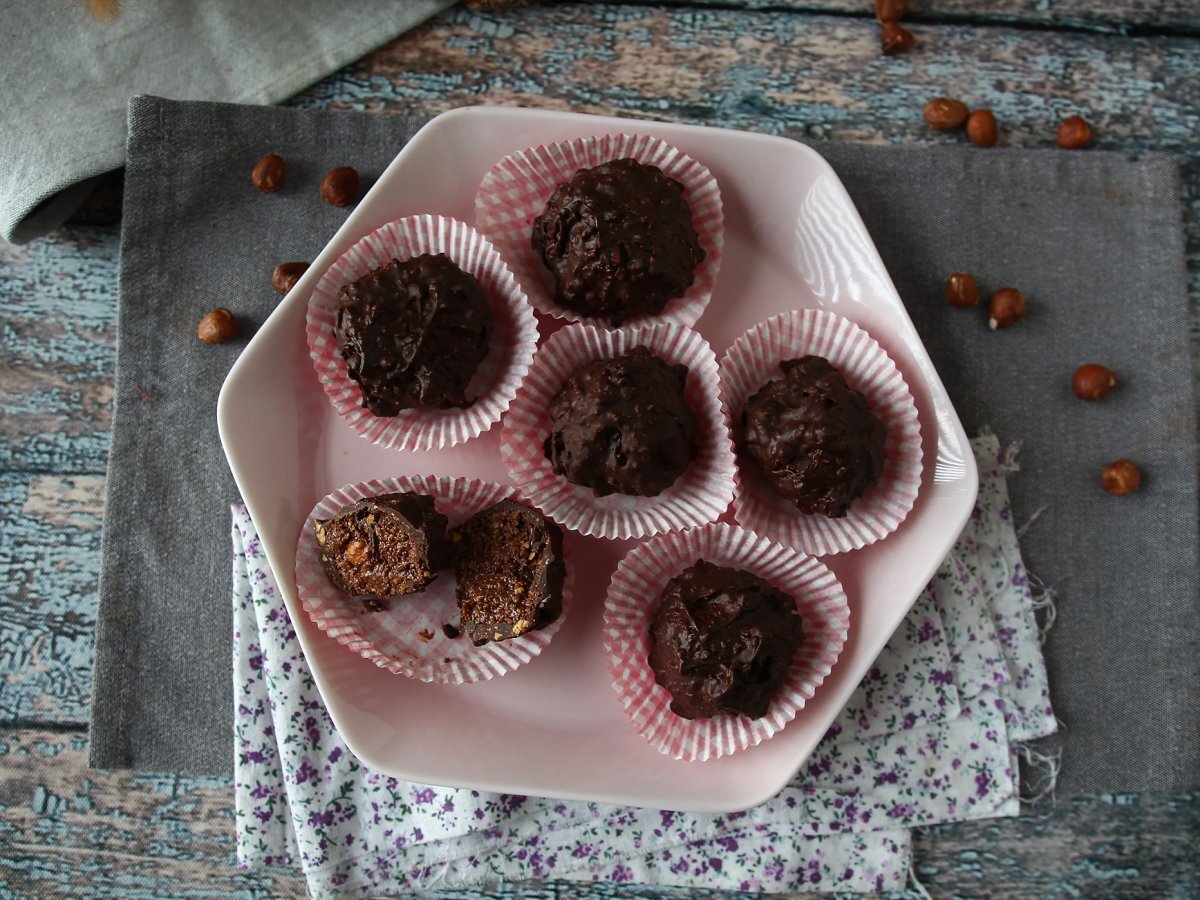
[233, 434, 1055, 895]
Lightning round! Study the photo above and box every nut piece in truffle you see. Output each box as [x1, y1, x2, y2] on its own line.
[649, 560, 804, 720]
[335, 253, 494, 416]
[544, 345, 699, 497]
[531, 158, 705, 324]
[740, 355, 886, 518]
[313, 492, 450, 601]
[451, 499, 565, 646]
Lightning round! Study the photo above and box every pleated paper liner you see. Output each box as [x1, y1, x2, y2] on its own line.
[500, 321, 737, 540]
[306, 214, 539, 451]
[294, 475, 572, 685]
[719, 309, 923, 556]
[474, 133, 724, 327]
[603, 523, 850, 761]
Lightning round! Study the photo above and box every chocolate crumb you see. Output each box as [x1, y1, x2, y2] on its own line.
[442, 623, 460, 639]
[418, 628, 435, 641]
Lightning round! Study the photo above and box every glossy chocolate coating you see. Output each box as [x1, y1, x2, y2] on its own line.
[334, 253, 493, 416]
[313, 492, 450, 601]
[544, 345, 698, 497]
[648, 560, 803, 720]
[741, 355, 886, 518]
[531, 158, 705, 324]
[451, 499, 565, 646]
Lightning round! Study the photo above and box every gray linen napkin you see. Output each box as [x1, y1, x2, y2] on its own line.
[0, 0, 452, 244]
[90, 97, 1198, 794]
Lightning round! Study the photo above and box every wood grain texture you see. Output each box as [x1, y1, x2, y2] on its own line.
[673, 0, 1200, 34]
[1, 727, 1196, 898]
[2, 2, 1199, 896]
[2, 5, 1198, 474]
[0, 226, 117, 474]
[0, 474, 103, 725]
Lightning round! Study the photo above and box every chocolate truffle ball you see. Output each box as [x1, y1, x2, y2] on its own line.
[451, 499, 565, 646]
[649, 560, 803, 720]
[313, 492, 450, 602]
[334, 253, 493, 416]
[741, 355, 886, 518]
[544, 345, 699, 497]
[531, 158, 705, 324]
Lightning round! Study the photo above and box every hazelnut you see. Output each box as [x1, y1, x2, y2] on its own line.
[320, 166, 360, 207]
[1072, 364, 1118, 401]
[1101, 459, 1141, 496]
[923, 98, 970, 132]
[875, 0, 910, 22]
[1057, 115, 1093, 150]
[343, 539, 369, 565]
[988, 288, 1026, 330]
[272, 261, 310, 295]
[880, 22, 915, 56]
[197, 307, 237, 344]
[966, 109, 998, 148]
[945, 272, 979, 308]
[250, 153, 285, 193]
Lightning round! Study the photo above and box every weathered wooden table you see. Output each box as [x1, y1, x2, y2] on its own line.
[2, 2, 1197, 896]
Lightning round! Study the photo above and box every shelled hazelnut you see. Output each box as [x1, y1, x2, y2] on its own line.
[945, 273, 979, 308]
[1101, 459, 1141, 496]
[198, 308, 237, 344]
[988, 288, 1026, 330]
[1072, 364, 1117, 401]
[966, 110, 998, 148]
[924, 98, 970, 131]
[1057, 116, 1093, 149]
[881, 22, 915, 55]
[251, 153, 285, 192]
[875, 0, 909, 22]
[320, 167, 360, 207]
[272, 261, 310, 295]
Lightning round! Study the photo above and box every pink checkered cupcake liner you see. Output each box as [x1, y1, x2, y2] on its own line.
[719, 309, 923, 556]
[295, 475, 572, 685]
[306, 215, 538, 451]
[603, 523, 850, 761]
[474, 133, 724, 327]
[500, 321, 737, 540]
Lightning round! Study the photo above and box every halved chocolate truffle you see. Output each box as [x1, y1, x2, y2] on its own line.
[648, 560, 803, 720]
[334, 252, 493, 416]
[740, 355, 886, 518]
[451, 499, 565, 646]
[544, 346, 698, 498]
[313, 492, 450, 602]
[531, 157, 705, 324]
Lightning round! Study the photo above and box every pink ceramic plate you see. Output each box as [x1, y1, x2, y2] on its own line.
[218, 106, 978, 813]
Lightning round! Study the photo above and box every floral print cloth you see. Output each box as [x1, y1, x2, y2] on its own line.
[233, 434, 1056, 895]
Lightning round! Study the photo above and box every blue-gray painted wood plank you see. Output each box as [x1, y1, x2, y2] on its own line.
[0, 226, 117, 474]
[668, 0, 1200, 33]
[0, 474, 102, 724]
[1, 728, 1196, 897]
[1, 1, 1198, 896]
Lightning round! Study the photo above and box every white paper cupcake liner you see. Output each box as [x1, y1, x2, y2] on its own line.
[603, 523, 850, 761]
[294, 475, 572, 684]
[475, 133, 724, 327]
[719, 310, 923, 556]
[500, 321, 737, 540]
[306, 215, 539, 451]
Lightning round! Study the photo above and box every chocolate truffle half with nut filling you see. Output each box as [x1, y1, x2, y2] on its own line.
[649, 560, 804, 720]
[740, 355, 886, 518]
[451, 499, 565, 646]
[531, 157, 705, 324]
[313, 492, 451, 603]
[545, 345, 699, 497]
[334, 252, 493, 416]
